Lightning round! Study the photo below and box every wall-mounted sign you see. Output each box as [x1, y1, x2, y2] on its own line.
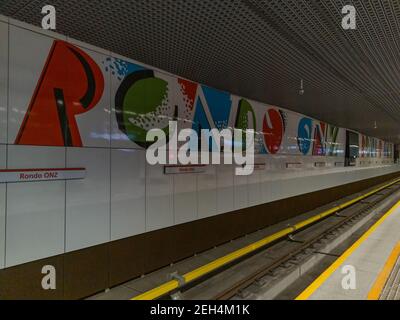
[286, 162, 303, 169]
[253, 163, 266, 171]
[314, 162, 326, 168]
[164, 165, 207, 175]
[0, 168, 86, 183]
[239, 163, 266, 171]
[359, 160, 372, 166]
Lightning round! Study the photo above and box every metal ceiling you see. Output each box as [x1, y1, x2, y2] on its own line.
[1, 0, 400, 143]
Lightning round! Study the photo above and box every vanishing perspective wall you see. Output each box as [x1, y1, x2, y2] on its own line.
[0, 17, 396, 274]
[0, 18, 8, 270]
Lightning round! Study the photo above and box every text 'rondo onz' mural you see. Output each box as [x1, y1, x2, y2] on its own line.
[15, 39, 355, 157]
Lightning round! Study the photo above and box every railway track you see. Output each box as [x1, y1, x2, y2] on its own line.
[175, 181, 400, 300]
[132, 178, 400, 300]
[222, 183, 400, 300]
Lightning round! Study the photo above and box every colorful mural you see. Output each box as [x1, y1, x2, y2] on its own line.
[234, 99, 257, 151]
[114, 65, 175, 148]
[263, 109, 286, 155]
[16, 40, 104, 147]
[12, 39, 394, 160]
[359, 134, 392, 159]
[312, 122, 326, 156]
[297, 118, 313, 155]
[326, 125, 340, 156]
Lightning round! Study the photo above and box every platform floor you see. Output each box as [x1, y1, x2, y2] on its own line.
[298, 200, 400, 300]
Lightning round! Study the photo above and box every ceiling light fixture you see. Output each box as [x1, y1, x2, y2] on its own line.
[299, 79, 305, 96]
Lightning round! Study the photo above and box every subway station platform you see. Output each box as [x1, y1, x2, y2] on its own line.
[2, 1, 400, 302]
[297, 200, 400, 300]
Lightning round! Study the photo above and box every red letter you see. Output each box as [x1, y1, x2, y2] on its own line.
[16, 40, 104, 147]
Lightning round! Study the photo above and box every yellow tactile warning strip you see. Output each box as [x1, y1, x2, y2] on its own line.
[367, 242, 400, 300]
[296, 199, 400, 300]
[131, 178, 400, 300]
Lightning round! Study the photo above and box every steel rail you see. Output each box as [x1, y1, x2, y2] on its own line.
[132, 177, 400, 301]
[216, 184, 400, 300]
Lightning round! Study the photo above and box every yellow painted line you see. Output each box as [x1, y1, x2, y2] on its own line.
[132, 227, 294, 300]
[132, 178, 400, 300]
[368, 242, 400, 300]
[296, 199, 400, 300]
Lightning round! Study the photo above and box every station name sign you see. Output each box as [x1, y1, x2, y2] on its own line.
[164, 165, 207, 175]
[0, 168, 86, 183]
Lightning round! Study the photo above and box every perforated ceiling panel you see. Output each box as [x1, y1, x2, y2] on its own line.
[1, 0, 399, 142]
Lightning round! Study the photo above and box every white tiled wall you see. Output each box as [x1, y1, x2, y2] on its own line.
[234, 174, 248, 210]
[0, 21, 7, 268]
[6, 146, 66, 267]
[197, 166, 217, 219]
[217, 165, 234, 214]
[66, 148, 110, 252]
[111, 149, 146, 241]
[280, 176, 301, 200]
[265, 176, 282, 203]
[146, 163, 174, 231]
[0, 145, 6, 269]
[0, 22, 7, 144]
[248, 171, 262, 206]
[174, 174, 198, 225]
